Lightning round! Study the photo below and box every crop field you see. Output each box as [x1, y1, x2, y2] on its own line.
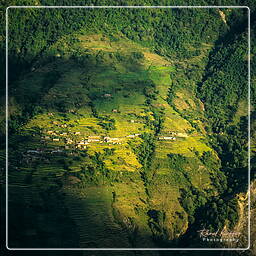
[3, 5, 251, 251]
[7, 30, 230, 248]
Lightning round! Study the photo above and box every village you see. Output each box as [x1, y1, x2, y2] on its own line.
[41, 128, 187, 148]
[23, 126, 188, 159]
[23, 111, 189, 161]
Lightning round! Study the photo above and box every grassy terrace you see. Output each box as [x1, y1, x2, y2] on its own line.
[17, 33, 213, 175]
[7, 32, 220, 247]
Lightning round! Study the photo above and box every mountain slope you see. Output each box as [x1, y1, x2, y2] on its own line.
[6, 30, 230, 248]
[1, 5, 252, 252]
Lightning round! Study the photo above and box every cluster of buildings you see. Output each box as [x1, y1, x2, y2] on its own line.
[22, 147, 64, 164]
[25, 148, 63, 155]
[157, 131, 189, 141]
[41, 121, 188, 148]
[41, 112, 189, 153]
[41, 127, 144, 151]
[158, 136, 176, 141]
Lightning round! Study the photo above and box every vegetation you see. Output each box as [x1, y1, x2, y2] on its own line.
[0, 2, 254, 252]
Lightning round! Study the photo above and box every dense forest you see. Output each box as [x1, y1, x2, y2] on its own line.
[0, 1, 255, 256]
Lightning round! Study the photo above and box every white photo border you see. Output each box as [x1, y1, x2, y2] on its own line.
[5, 5, 251, 251]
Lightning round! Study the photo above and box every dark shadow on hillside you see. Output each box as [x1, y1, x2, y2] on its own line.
[5, 53, 158, 250]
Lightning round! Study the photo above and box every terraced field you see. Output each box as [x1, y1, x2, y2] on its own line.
[7, 32, 222, 248]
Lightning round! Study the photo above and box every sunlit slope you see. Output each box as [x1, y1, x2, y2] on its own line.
[8, 32, 224, 246]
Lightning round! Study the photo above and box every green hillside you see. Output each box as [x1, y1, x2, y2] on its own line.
[0, 2, 254, 253]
